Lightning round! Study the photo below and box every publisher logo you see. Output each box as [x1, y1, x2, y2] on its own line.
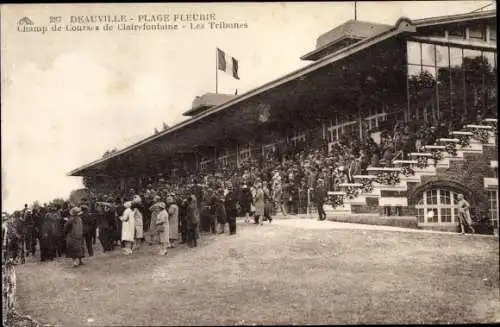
[18, 17, 35, 25]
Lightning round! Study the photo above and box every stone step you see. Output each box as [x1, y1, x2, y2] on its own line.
[438, 138, 460, 143]
[393, 160, 417, 165]
[374, 180, 407, 191]
[323, 203, 352, 215]
[352, 174, 378, 180]
[459, 143, 483, 153]
[413, 166, 437, 175]
[344, 196, 368, 205]
[466, 124, 493, 130]
[399, 173, 422, 183]
[366, 167, 402, 172]
[379, 197, 408, 207]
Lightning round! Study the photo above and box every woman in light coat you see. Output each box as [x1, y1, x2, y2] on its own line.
[148, 196, 161, 245]
[253, 182, 265, 225]
[166, 196, 179, 248]
[155, 202, 169, 255]
[132, 202, 144, 251]
[120, 201, 135, 254]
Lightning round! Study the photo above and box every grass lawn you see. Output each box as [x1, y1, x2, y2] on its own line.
[13, 219, 500, 326]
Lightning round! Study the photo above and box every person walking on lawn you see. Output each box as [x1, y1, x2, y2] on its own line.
[63, 207, 85, 268]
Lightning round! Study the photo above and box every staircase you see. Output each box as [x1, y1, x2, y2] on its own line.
[324, 118, 498, 224]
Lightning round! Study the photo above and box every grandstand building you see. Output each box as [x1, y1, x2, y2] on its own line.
[69, 10, 498, 232]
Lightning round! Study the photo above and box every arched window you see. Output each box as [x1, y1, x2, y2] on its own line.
[415, 189, 460, 224]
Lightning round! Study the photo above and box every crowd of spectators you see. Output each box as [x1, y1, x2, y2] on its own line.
[3, 111, 493, 265]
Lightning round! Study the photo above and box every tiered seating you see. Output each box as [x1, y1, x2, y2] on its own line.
[325, 118, 497, 214]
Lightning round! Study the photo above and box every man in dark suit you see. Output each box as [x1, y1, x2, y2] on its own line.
[314, 178, 327, 221]
[224, 183, 238, 235]
[80, 205, 97, 257]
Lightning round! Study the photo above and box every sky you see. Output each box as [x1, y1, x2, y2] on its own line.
[1, 1, 495, 212]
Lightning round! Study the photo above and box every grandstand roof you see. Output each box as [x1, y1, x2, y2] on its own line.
[301, 20, 393, 61]
[68, 9, 496, 177]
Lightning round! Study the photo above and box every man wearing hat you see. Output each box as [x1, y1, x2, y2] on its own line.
[147, 195, 162, 245]
[80, 204, 96, 258]
[63, 207, 84, 267]
[224, 182, 238, 235]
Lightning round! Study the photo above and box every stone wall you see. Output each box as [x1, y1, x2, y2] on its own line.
[407, 144, 498, 218]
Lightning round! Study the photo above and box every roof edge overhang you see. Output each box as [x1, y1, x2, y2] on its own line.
[67, 17, 416, 177]
[182, 105, 212, 117]
[413, 9, 496, 27]
[301, 35, 364, 61]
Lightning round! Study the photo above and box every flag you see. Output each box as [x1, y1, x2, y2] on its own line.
[217, 48, 239, 79]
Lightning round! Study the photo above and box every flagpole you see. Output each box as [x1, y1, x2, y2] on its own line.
[215, 47, 219, 94]
[354, 1, 357, 20]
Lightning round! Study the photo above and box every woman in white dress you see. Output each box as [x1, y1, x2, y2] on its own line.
[120, 202, 135, 255]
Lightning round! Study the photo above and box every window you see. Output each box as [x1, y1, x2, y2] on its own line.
[448, 25, 465, 39]
[421, 43, 436, 66]
[200, 158, 212, 170]
[449, 47, 463, 68]
[435, 45, 449, 68]
[490, 25, 497, 44]
[415, 189, 460, 224]
[218, 154, 229, 167]
[262, 144, 276, 158]
[328, 120, 357, 142]
[290, 131, 306, 145]
[483, 51, 495, 68]
[407, 41, 421, 65]
[463, 49, 482, 62]
[408, 64, 422, 77]
[469, 24, 485, 41]
[364, 111, 387, 130]
[488, 190, 498, 228]
[239, 147, 251, 162]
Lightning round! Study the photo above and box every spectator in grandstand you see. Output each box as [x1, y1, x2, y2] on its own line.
[63, 207, 85, 268]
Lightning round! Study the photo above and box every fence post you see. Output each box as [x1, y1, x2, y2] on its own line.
[307, 188, 311, 217]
